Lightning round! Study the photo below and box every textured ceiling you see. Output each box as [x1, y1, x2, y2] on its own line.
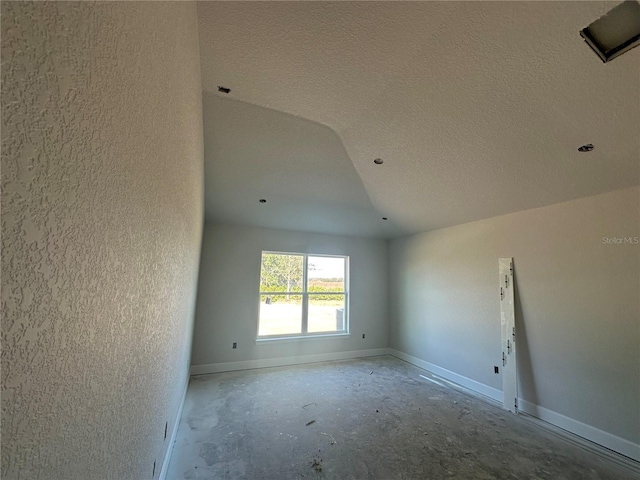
[198, 1, 639, 238]
[203, 93, 399, 237]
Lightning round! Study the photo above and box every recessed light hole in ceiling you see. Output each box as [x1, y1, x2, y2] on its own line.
[218, 86, 231, 94]
[373, 158, 384, 165]
[578, 144, 594, 152]
[259, 198, 267, 203]
[382, 217, 388, 221]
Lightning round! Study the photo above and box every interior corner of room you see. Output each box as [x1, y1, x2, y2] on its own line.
[1, 1, 639, 479]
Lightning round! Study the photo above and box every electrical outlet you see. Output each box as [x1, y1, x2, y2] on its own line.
[494, 366, 499, 374]
[362, 334, 365, 339]
[164, 421, 168, 440]
[232, 342, 237, 349]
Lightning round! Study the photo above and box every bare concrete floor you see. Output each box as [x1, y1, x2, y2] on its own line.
[167, 356, 637, 479]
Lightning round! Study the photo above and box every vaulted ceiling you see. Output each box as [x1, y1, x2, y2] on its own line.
[197, 1, 639, 238]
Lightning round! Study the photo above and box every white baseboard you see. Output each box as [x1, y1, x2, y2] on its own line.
[389, 349, 503, 403]
[159, 375, 189, 480]
[389, 348, 640, 465]
[518, 399, 640, 463]
[190, 348, 391, 376]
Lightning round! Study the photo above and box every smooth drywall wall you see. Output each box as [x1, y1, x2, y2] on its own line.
[389, 187, 639, 452]
[192, 223, 388, 367]
[1, 3, 204, 479]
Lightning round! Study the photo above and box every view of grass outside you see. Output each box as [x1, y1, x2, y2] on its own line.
[258, 253, 347, 337]
[258, 301, 302, 336]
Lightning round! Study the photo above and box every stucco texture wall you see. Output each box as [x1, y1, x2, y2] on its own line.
[1, 2, 204, 479]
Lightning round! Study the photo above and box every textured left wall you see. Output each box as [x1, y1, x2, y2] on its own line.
[1, 2, 204, 479]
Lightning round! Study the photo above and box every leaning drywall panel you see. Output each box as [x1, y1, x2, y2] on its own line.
[499, 257, 517, 413]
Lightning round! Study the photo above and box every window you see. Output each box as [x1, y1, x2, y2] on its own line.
[258, 252, 348, 338]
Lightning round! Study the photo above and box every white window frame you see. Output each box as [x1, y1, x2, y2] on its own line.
[257, 251, 349, 340]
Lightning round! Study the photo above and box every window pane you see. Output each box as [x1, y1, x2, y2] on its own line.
[307, 294, 346, 333]
[259, 294, 302, 336]
[260, 253, 304, 292]
[308, 256, 345, 292]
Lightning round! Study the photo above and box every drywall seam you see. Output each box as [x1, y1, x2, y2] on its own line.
[190, 348, 392, 376]
[389, 349, 640, 463]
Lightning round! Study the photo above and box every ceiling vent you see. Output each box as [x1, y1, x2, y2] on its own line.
[580, 1, 640, 63]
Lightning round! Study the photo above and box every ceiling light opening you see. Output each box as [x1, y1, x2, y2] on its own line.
[580, 1, 640, 63]
[373, 158, 384, 165]
[259, 198, 267, 203]
[382, 217, 388, 221]
[578, 144, 595, 152]
[218, 86, 231, 94]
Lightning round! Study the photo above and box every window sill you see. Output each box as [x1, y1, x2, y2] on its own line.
[256, 333, 350, 344]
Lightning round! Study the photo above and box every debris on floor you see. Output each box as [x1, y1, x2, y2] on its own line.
[306, 420, 316, 426]
[167, 357, 638, 480]
[320, 432, 336, 445]
[302, 403, 317, 409]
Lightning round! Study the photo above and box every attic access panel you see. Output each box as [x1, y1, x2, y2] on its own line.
[580, 1, 640, 63]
